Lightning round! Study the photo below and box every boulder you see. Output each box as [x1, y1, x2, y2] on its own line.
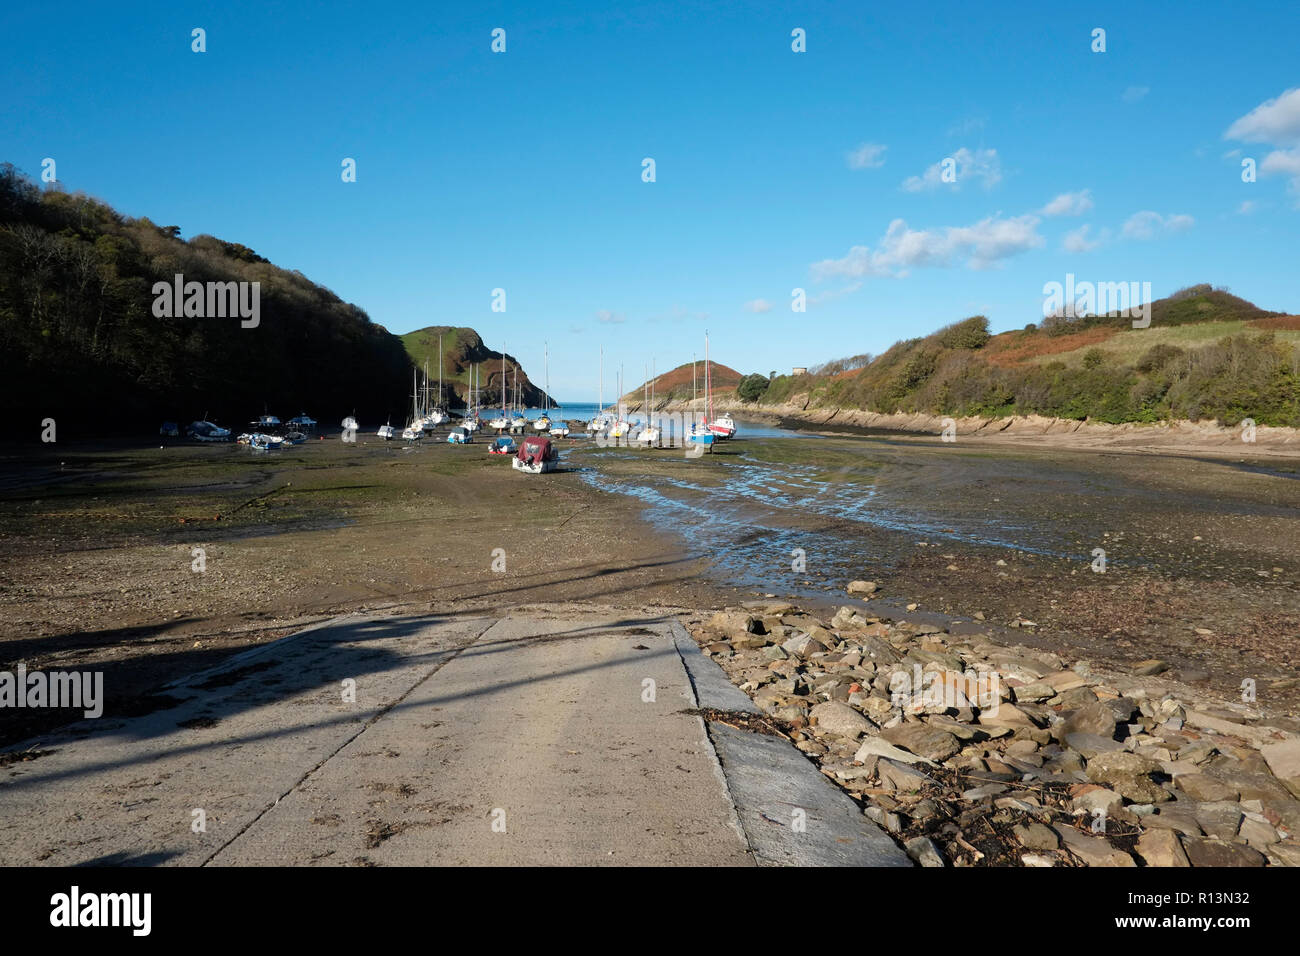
[1135, 828, 1190, 867]
[1085, 751, 1171, 803]
[1058, 827, 1136, 867]
[881, 724, 961, 762]
[809, 701, 874, 739]
[1180, 837, 1266, 867]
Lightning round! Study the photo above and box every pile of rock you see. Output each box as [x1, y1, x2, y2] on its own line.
[690, 602, 1300, 867]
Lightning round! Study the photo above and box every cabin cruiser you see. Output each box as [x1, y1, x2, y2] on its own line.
[488, 435, 517, 455]
[447, 426, 472, 444]
[186, 420, 231, 442]
[708, 413, 737, 440]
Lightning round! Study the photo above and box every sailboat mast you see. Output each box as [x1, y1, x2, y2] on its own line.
[705, 332, 712, 422]
[599, 345, 604, 416]
[438, 333, 443, 409]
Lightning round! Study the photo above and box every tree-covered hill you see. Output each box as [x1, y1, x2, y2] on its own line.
[0, 163, 413, 434]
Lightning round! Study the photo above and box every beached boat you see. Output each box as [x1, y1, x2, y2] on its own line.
[635, 360, 660, 445]
[688, 350, 715, 449]
[708, 413, 737, 439]
[488, 435, 517, 455]
[512, 435, 559, 474]
[186, 420, 231, 442]
[447, 426, 472, 444]
[377, 422, 396, 440]
[548, 421, 570, 438]
[287, 413, 317, 431]
[248, 433, 284, 451]
[159, 421, 179, 437]
[250, 414, 282, 432]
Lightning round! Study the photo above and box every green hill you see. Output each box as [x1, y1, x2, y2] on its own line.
[400, 326, 552, 409]
[0, 163, 412, 431]
[759, 286, 1300, 426]
[621, 360, 742, 406]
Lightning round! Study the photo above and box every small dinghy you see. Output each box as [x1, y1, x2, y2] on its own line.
[488, 435, 517, 455]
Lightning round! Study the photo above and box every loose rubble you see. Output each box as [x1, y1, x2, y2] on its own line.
[690, 601, 1300, 867]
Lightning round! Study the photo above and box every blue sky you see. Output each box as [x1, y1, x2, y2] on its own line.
[4, 0, 1299, 399]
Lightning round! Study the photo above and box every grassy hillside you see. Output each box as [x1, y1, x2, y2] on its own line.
[621, 360, 742, 405]
[759, 286, 1300, 426]
[0, 163, 412, 431]
[399, 325, 552, 408]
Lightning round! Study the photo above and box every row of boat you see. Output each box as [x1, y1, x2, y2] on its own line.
[159, 333, 737, 464]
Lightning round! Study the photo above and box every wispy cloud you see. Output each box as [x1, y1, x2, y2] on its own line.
[1121, 210, 1195, 240]
[1041, 190, 1094, 217]
[902, 147, 1002, 191]
[1225, 87, 1300, 144]
[1225, 87, 1300, 203]
[1121, 85, 1150, 103]
[743, 298, 773, 313]
[1062, 224, 1108, 253]
[846, 143, 887, 169]
[595, 309, 625, 324]
[811, 212, 1043, 280]
[946, 116, 986, 138]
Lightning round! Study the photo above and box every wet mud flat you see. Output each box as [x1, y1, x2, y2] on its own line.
[0, 435, 748, 748]
[571, 436, 1300, 715]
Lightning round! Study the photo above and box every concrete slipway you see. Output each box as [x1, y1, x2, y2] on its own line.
[0, 607, 908, 867]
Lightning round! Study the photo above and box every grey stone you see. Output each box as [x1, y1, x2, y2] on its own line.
[809, 701, 874, 739]
[1181, 837, 1266, 867]
[881, 723, 961, 762]
[1135, 828, 1190, 867]
[903, 836, 945, 867]
[1013, 822, 1059, 850]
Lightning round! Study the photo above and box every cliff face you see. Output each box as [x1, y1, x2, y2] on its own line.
[400, 326, 554, 408]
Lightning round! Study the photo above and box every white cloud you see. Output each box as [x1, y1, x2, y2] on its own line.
[1062, 224, 1108, 253]
[1041, 190, 1094, 217]
[1238, 200, 1258, 215]
[808, 282, 863, 306]
[743, 298, 773, 313]
[1122, 85, 1150, 103]
[902, 147, 1002, 191]
[811, 212, 1043, 280]
[1261, 147, 1300, 176]
[1121, 211, 1194, 240]
[846, 143, 887, 170]
[1225, 88, 1300, 203]
[1225, 88, 1300, 145]
[595, 309, 625, 324]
